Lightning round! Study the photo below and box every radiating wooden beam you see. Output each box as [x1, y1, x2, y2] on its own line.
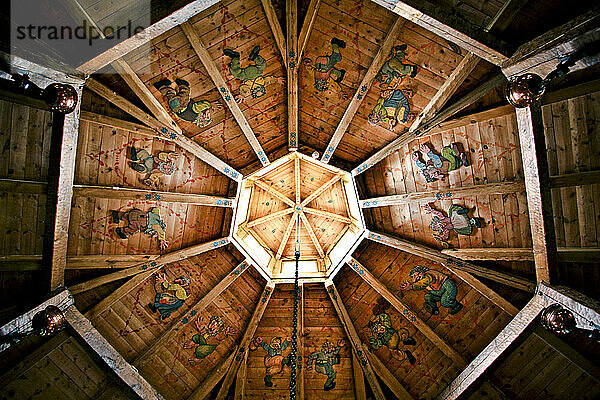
[303, 207, 352, 224]
[85, 79, 241, 181]
[325, 281, 386, 400]
[301, 174, 342, 206]
[367, 231, 536, 294]
[549, 170, 600, 188]
[233, 347, 249, 400]
[287, 0, 299, 150]
[322, 18, 405, 163]
[215, 282, 275, 400]
[77, 0, 221, 74]
[277, 213, 298, 259]
[248, 208, 294, 227]
[361, 181, 525, 208]
[298, 0, 320, 58]
[260, 0, 286, 61]
[79, 111, 158, 137]
[254, 180, 296, 207]
[364, 347, 414, 400]
[300, 211, 325, 258]
[135, 260, 250, 365]
[295, 156, 301, 204]
[0, 178, 47, 194]
[352, 350, 367, 400]
[441, 248, 534, 262]
[73, 184, 235, 207]
[180, 21, 269, 166]
[64, 306, 164, 400]
[347, 257, 467, 367]
[66, 254, 160, 269]
[85, 237, 230, 320]
[188, 345, 238, 400]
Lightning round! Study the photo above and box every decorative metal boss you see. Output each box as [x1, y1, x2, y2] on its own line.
[505, 73, 547, 108]
[540, 304, 576, 335]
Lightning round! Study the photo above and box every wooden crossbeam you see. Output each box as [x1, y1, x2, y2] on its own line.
[85, 79, 241, 182]
[300, 211, 325, 258]
[254, 180, 296, 207]
[367, 231, 536, 293]
[85, 238, 229, 320]
[295, 155, 301, 204]
[77, 0, 221, 74]
[298, 0, 321, 58]
[352, 350, 367, 400]
[549, 170, 600, 188]
[180, 21, 269, 166]
[347, 257, 467, 367]
[79, 111, 158, 137]
[188, 345, 238, 400]
[65, 307, 164, 400]
[287, 0, 299, 150]
[321, 18, 405, 163]
[248, 208, 294, 227]
[0, 178, 47, 194]
[73, 184, 235, 207]
[260, 0, 286, 61]
[66, 254, 160, 269]
[325, 281, 386, 400]
[363, 347, 414, 400]
[215, 282, 275, 399]
[360, 181, 526, 208]
[443, 247, 600, 263]
[277, 213, 298, 259]
[303, 207, 352, 224]
[135, 260, 250, 365]
[234, 347, 249, 400]
[301, 174, 342, 206]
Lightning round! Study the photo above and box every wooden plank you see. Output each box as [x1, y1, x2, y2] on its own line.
[364, 347, 414, 400]
[66, 254, 160, 269]
[73, 184, 235, 206]
[287, 0, 299, 150]
[321, 18, 406, 163]
[0, 178, 47, 193]
[542, 78, 600, 105]
[324, 281, 386, 400]
[441, 248, 535, 261]
[298, 0, 320, 58]
[549, 170, 600, 188]
[64, 306, 165, 400]
[352, 350, 367, 400]
[361, 181, 526, 208]
[79, 110, 158, 136]
[248, 207, 294, 227]
[303, 207, 351, 224]
[295, 156, 301, 204]
[438, 295, 544, 400]
[301, 174, 342, 206]
[277, 212, 297, 259]
[233, 347, 249, 400]
[367, 230, 536, 293]
[188, 345, 238, 400]
[180, 21, 269, 166]
[300, 211, 325, 258]
[254, 179, 296, 207]
[260, 0, 286, 60]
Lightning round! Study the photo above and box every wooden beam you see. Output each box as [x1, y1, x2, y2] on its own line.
[298, 0, 321, 58]
[542, 78, 600, 105]
[442, 248, 534, 262]
[180, 21, 269, 166]
[188, 345, 238, 400]
[73, 184, 235, 207]
[363, 347, 414, 400]
[352, 350, 367, 400]
[367, 231, 536, 294]
[134, 260, 250, 365]
[247, 207, 294, 227]
[66, 254, 160, 269]
[301, 174, 342, 206]
[254, 180, 296, 207]
[514, 104, 556, 283]
[0, 178, 47, 194]
[325, 281, 386, 400]
[233, 347, 249, 400]
[300, 211, 325, 258]
[370, 0, 508, 66]
[409, 53, 480, 133]
[215, 282, 275, 400]
[85, 79, 241, 182]
[287, 0, 299, 150]
[85, 238, 229, 320]
[0, 256, 43, 272]
[556, 247, 600, 263]
[549, 170, 600, 188]
[361, 181, 526, 208]
[295, 156, 301, 204]
[277, 213, 298, 259]
[77, 0, 221, 74]
[438, 294, 544, 400]
[64, 306, 165, 400]
[303, 207, 352, 224]
[79, 110, 158, 137]
[260, 0, 286, 61]
[322, 18, 405, 163]
[347, 257, 467, 367]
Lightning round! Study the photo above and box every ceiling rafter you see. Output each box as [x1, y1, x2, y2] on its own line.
[247, 208, 295, 227]
[66, 255, 160, 269]
[277, 213, 298, 259]
[301, 174, 343, 206]
[254, 179, 296, 207]
[321, 18, 406, 163]
[303, 207, 352, 224]
[85, 79, 242, 182]
[259, 0, 286, 61]
[352, 349, 367, 400]
[188, 345, 238, 400]
[298, 0, 321, 58]
[234, 347, 250, 399]
[134, 260, 251, 365]
[325, 281, 388, 400]
[363, 347, 414, 400]
[300, 211, 325, 258]
[180, 21, 270, 167]
[287, 0, 299, 150]
[295, 156, 301, 204]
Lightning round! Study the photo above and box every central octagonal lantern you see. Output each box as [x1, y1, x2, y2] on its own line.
[231, 152, 364, 281]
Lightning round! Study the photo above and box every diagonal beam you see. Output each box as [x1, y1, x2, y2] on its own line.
[301, 174, 343, 206]
[66, 254, 160, 269]
[248, 207, 294, 227]
[367, 231, 536, 294]
[303, 207, 352, 224]
[180, 21, 269, 166]
[277, 213, 298, 259]
[441, 248, 534, 262]
[361, 181, 526, 208]
[363, 347, 414, 400]
[260, 0, 286, 61]
[84, 238, 230, 320]
[254, 180, 296, 207]
[85, 79, 241, 182]
[215, 282, 275, 399]
[188, 345, 238, 400]
[233, 347, 249, 400]
[295, 155, 301, 204]
[134, 260, 250, 365]
[73, 184, 235, 207]
[287, 0, 299, 150]
[347, 257, 467, 367]
[322, 18, 405, 163]
[325, 281, 386, 400]
[298, 0, 321, 58]
[300, 211, 325, 258]
[352, 350, 367, 400]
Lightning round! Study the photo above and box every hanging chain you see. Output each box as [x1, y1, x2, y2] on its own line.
[290, 213, 300, 400]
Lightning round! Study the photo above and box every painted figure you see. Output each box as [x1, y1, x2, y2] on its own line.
[400, 265, 463, 315]
[375, 44, 418, 86]
[306, 339, 345, 391]
[183, 316, 236, 364]
[251, 336, 291, 387]
[148, 272, 190, 320]
[366, 299, 416, 364]
[368, 88, 414, 129]
[412, 143, 469, 183]
[223, 45, 282, 101]
[423, 202, 481, 243]
[153, 78, 221, 127]
[112, 207, 168, 249]
[303, 38, 347, 94]
[128, 146, 178, 186]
